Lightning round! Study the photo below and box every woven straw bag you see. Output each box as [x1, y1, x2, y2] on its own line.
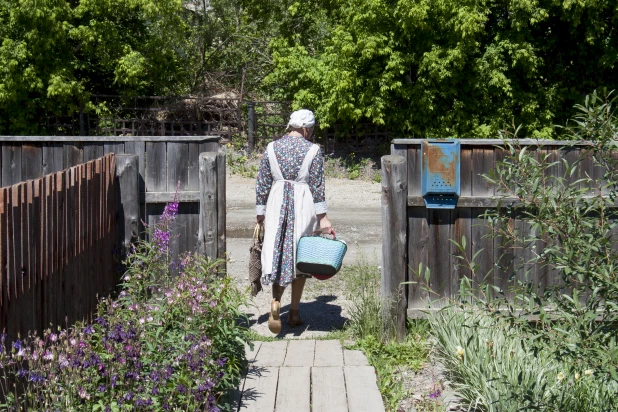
[249, 223, 264, 296]
[296, 231, 347, 280]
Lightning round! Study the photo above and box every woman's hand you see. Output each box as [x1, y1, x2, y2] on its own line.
[256, 215, 265, 224]
[318, 214, 332, 234]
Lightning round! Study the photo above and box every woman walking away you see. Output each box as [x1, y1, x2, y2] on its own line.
[255, 109, 332, 334]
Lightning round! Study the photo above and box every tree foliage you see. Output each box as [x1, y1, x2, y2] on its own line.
[0, 0, 188, 134]
[261, 0, 618, 138]
[2, 0, 618, 137]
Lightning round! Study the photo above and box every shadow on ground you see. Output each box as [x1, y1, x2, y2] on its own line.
[246, 295, 348, 338]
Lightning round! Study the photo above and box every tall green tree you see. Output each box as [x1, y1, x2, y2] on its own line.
[0, 0, 187, 134]
[262, 0, 618, 138]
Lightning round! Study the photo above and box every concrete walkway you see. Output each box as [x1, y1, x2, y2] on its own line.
[232, 340, 385, 412]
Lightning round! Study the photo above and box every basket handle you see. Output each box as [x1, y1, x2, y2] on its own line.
[253, 223, 264, 243]
[311, 229, 336, 239]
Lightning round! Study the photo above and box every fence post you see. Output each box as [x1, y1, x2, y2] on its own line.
[247, 102, 256, 154]
[381, 155, 408, 341]
[216, 152, 226, 272]
[79, 106, 85, 136]
[198, 153, 218, 262]
[115, 154, 140, 253]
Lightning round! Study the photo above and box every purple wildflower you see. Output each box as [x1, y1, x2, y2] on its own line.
[429, 388, 442, 399]
[83, 325, 95, 335]
[153, 201, 179, 252]
[12, 340, 21, 350]
[176, 384, 186, 394]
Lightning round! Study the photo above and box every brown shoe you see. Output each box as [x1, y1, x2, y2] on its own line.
[288, 309, 304, 327]
[268, 299, 281, 334]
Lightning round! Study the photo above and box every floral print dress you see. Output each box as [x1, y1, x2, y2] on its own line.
[256, 135, 327, 287]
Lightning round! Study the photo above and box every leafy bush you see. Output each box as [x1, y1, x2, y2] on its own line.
[0, 201, 249, 411]
[323, 154, 381, 182]
[429, 307, 618, 412]
[225, 149, 259, 179]
[428, 92, 618, 411]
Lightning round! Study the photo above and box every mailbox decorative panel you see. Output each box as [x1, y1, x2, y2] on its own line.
[421, 140, 461, 209]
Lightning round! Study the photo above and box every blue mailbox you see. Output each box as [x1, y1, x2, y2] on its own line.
[421, 140, 461, 209]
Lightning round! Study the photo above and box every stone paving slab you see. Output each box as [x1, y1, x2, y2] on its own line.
[345, 366, 386, 412]
[343, 348, 369, 366]
[253, 341, 288, 367]
[312, 367, 348, 412]
[283, 340, 315, 366]
[238, 366, 278, 412]
[314, 340, 344, 367]
[276, 367, 311, 412]
[236, 340, 384, 412]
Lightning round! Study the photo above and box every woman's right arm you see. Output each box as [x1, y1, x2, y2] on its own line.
[255, 149, 272, 223]
[308, 147, 331, 233]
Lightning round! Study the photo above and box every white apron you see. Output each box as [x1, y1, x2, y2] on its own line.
[261, 142, 320, 281]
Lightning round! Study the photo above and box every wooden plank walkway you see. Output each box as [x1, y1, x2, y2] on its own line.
[234, 340, 384, 412]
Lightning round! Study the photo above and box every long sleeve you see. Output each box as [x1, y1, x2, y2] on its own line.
[308, 147, 327, 214]
[255, 149, 272, 215]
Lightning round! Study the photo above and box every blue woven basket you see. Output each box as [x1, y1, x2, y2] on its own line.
[296, 234, 347, 279]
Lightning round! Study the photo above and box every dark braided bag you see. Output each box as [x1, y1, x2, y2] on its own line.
[249, 223, 264, 296]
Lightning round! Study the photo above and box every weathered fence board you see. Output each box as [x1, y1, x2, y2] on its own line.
[0, 136, 220, 258]
[380, 155, 407, 340]
[0, 154, 117, 341]
[385, 139, 615, 317]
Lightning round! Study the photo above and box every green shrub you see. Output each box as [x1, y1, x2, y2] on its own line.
[0, 201, 249, 411]
[226, 150, 259, 178]
[323, 154, 381, 182]
[429, 307, 618, 411]
[428, 91, 618, 411]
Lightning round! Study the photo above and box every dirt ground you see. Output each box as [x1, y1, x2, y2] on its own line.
[225, 172, 383, 338]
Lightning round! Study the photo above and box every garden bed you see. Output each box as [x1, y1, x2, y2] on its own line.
[0, 202, 250, 411]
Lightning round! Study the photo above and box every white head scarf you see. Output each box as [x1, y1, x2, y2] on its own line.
[287, 109, 315, 129]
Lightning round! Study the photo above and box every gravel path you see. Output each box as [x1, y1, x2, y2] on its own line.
[225, 173, 383, 338]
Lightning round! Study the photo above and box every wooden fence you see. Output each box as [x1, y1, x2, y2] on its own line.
[0, 154, 117, 341]
[381, 139, 618, 336]
[0, 136, 221, 263]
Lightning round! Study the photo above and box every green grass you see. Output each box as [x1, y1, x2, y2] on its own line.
[340, 256, 429, 411]
[246, 329, 279, 342]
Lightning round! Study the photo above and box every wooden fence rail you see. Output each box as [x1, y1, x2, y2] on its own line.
[0, 154, 117, 341]
[382, 139, 618, 332]
[0, 136, 220, 263]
